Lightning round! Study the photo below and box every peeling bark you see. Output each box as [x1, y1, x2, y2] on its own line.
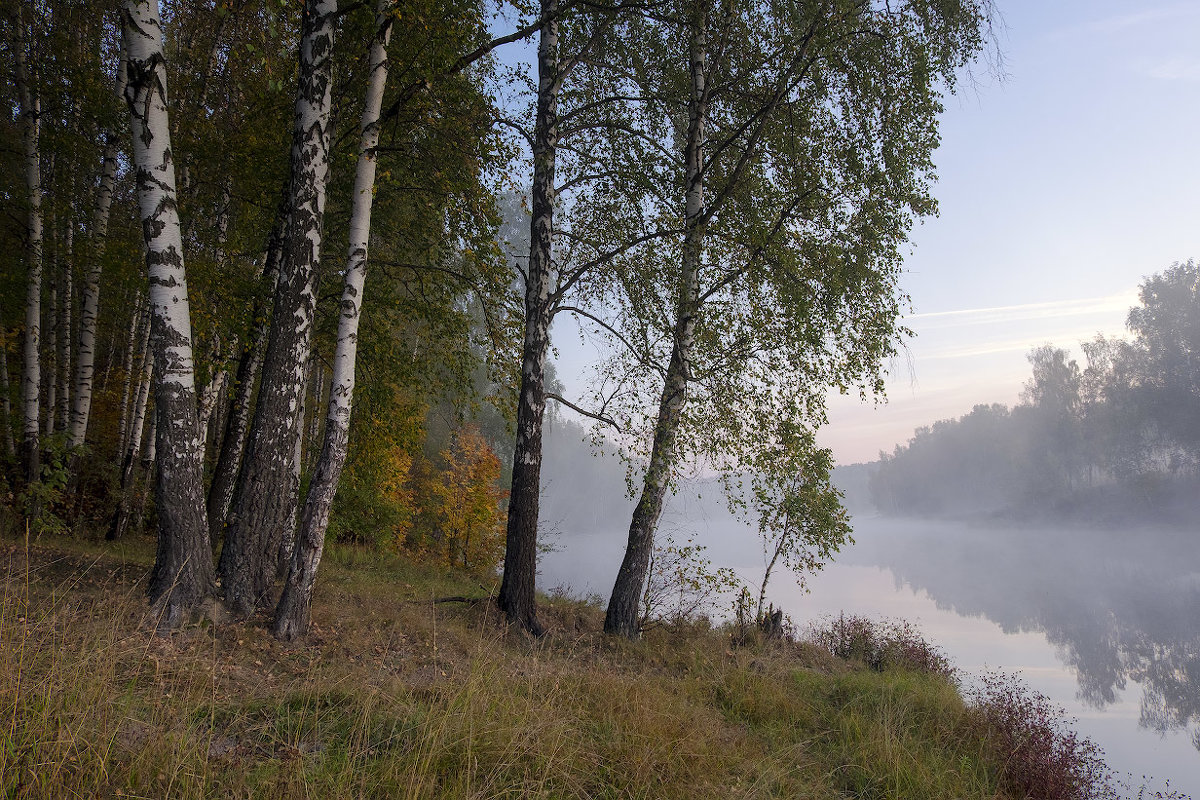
[122, 0, 214, 629]
[275, 0, 391, 640]
[220, 0, 337, 617]
[605, 12, 707, 639]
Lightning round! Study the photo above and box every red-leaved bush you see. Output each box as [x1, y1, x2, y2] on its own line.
[968, 670, 1116, 800]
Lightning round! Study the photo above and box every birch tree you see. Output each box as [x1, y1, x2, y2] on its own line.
[68, 53, 128, 466]
[496, 0, 643, 634]
[219, 0, 337, 617]
[15, 10, 43, 497]
[121, 0, 214, 627]
[601, 0, 992, 637]
[497, 0, 561, 636]
[274, 0, 394, 640]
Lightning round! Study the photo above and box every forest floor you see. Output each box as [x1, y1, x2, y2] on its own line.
[0, 520, 1054, 799]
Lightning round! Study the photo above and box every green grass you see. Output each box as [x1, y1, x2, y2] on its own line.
[0, 527, 1026, 799]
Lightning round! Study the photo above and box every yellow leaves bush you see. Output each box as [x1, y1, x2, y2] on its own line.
[420, 425, 507, 576]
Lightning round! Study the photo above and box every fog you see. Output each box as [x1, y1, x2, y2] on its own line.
[537, 415, 1200, 790]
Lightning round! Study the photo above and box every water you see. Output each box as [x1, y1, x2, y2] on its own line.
[540, 503, 1200, 796]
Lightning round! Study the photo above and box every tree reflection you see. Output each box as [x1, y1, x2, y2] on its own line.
[848, 522, 1200, 749]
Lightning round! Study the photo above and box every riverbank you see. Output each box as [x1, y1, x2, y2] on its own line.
[0, 528, 1132, 799]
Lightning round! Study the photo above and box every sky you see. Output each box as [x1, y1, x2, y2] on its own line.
[817, 0, 1200, 464]
[545, 1, 1200, 465]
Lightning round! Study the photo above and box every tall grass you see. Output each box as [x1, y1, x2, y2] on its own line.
[1, 531, 1179, 799]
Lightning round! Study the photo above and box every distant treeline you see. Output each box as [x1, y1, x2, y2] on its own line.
[867, 261, 1200, 522]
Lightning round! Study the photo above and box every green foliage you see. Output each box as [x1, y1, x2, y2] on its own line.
[639, 533, 743, 629]
[742, 422, 853, 615]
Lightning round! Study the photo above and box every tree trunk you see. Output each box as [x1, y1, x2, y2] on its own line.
[108, 308, 152, 542]
[205, 203, 284, 546]
[122, 0, 214, 630]
[497, 0, 559, 637]
[68, 105, 121, 452]
[69, 54, 125, 459]
[44, 254, 56, 439]
[1, 343, 14, 460]
[219, 0, 336, 617]
[304, 361, 324, 474]
[275, 0, 392, 640]
[116, 293, 145, 457]
[57, 219, 73, 433]
[605, 13, 707, 639]
[135, 410, 157, 532]
[16, 26, 43, 494]
[276, 355, 310, 579]
[197, 182, 233, 445]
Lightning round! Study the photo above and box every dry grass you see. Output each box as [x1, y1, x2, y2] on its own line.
[0, 526, 1029, 799]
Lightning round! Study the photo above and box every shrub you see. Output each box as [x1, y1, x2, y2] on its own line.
[967, 670, 1116, 800]
[805, 614, 955, 679]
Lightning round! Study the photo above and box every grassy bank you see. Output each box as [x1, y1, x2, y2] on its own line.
[0, 527, 1125, 799]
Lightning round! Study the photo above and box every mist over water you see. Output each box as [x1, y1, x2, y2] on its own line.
[538, 420, 1200, 795]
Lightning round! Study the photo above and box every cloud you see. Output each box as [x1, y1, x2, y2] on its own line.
[1140, 55, 1200, 83]
[905, 291, 1138, 331]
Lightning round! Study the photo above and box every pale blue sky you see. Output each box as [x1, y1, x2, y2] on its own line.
[820, 0, 1200, 463]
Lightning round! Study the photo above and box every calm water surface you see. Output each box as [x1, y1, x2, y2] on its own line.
[541, 506, 1200, 796]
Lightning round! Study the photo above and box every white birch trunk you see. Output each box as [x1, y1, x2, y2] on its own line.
[57, 221, 73, 432]
[16, 29, 42, 487]
[122, 0, 213, 627]
[274, 0, 391, 640]
[605, 13, 707, 638]
[197, 182, 232, 441]
[44, 257, 56, 438]
[108, 312, 152, 542]
[69, 55, 128, 453]
[128, 320, 153, 463]
[117, 295, 146, 456]
[304, 362, 323, 474]
[220, 0, 337, 617]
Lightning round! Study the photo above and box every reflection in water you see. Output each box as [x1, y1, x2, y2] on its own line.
[842, 520, 1200, 750]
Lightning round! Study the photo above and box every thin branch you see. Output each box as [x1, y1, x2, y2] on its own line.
[556, 304, 666, 377]
[547, 391, 621, 431]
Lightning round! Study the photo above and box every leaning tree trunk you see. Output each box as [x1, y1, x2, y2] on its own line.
[497, 0, 559, 637]
[605, 14, 707, 639]
[122, 0, 214, 629]
[219, 0, 336, 617]
[275, 0, 392, 640]
[15, 22, 43, 496]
